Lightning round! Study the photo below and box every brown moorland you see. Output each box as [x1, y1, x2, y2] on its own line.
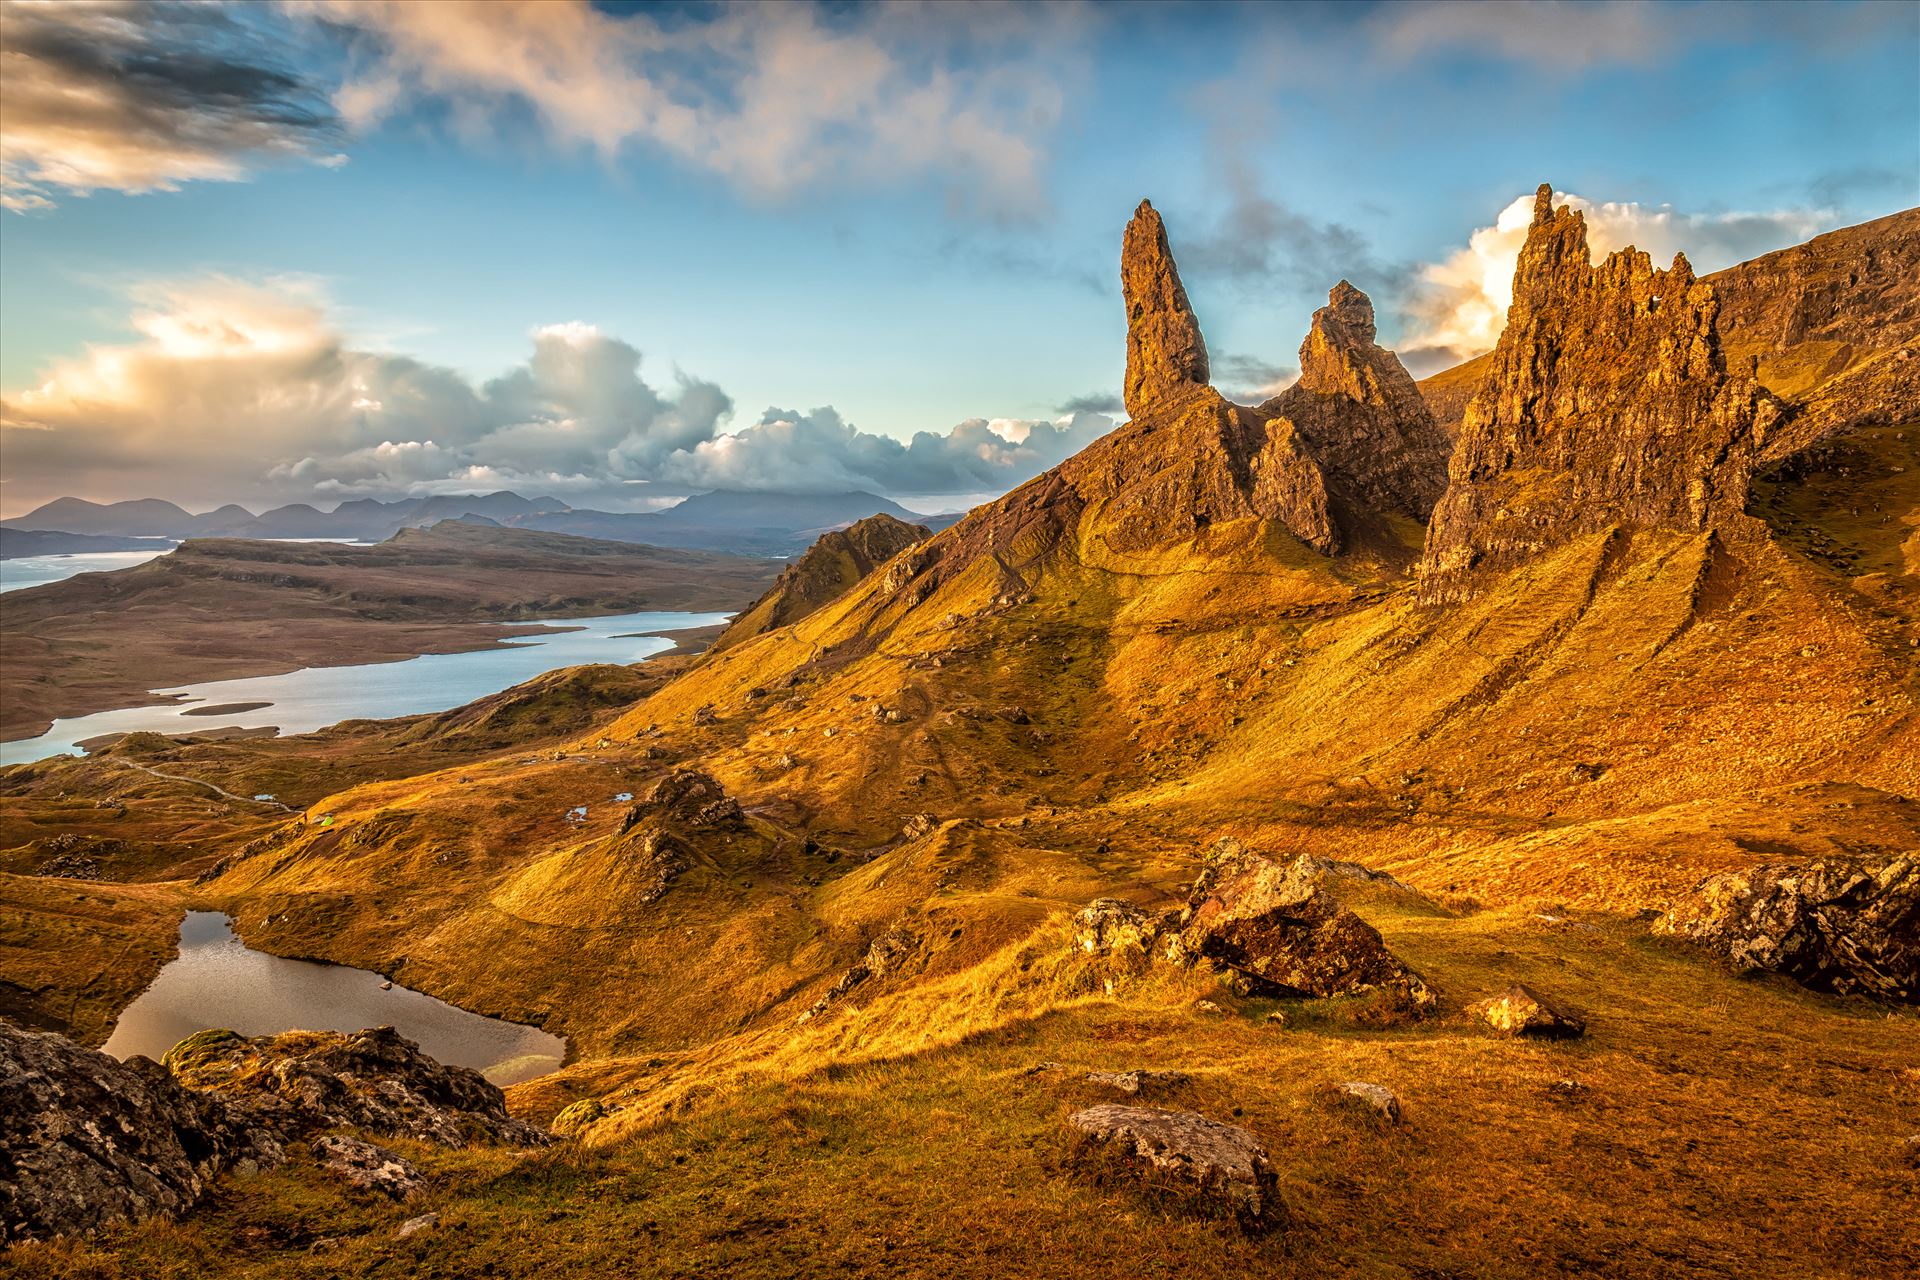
[0, 521, 779, 740]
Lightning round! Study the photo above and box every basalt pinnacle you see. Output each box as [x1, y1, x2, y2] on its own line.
[1263, 281, 1452, 521]
[1418, 184, 1780, 604]
[1122, 199, 1210, 419]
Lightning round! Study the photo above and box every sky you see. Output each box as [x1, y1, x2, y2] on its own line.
[1, 0, 1915, 519]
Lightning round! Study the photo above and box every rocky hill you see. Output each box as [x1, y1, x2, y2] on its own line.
[712, 513, 930, 653]
[5, 191, 1916, 1278]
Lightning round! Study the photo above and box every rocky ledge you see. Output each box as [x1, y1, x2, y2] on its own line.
[1655, 853, 1916, 1003]
[0, 1022, 547, 1244]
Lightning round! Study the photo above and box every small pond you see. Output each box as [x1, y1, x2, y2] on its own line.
[102, 912, 566, 1086]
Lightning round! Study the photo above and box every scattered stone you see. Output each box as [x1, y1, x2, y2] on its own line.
[1022, 1061, 1063, 1077]
[999, 705, 1032, 724]
[901, 812, 939, 841]
[310, 1135, 421, 1200]
[692, 704, 718, 726]
[1084, 1069, 1191, 1096]
[1332, 1081, 1403, 1125]
[395, 1212, 440, 1240]
[1194, 1000, 1223, 1014]
[1470, 984, 1587, 1039]
[797, 927, 922, 1023]
[1165, 840, 1433, 1008]
[1655, 854, 1916, 1002]
[1073, 898, 1159, 958]
[1546, 1079, 1591, 1101]
[1066, 1104, 1281, 1232]
[1264, 1009, 1289, 1027]
[34, 853, 101, 880]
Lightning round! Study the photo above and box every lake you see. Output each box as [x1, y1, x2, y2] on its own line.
[0, 549, 173, 592]
[103, 912, 567, 1087]
[0, 608, 731, 765]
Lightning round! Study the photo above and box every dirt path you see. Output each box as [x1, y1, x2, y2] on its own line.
[110, 760, 298, 813]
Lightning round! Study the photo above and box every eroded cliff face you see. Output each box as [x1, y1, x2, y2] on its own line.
[1418, 185, 1781, 604]
[1122, 199, 1211, 420]
[1263, 281, 1452, 521]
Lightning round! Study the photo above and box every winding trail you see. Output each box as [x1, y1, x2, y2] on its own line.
[110, 759, 297, 813]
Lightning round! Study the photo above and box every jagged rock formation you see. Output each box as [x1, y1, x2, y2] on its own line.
[1164, 840, 1432, 1006]
[1122, 199, 1210, 419]
[1419, 184, 1781, 603]
[1, 1023, 263, 1243]
[164, 1026, 549, 1147]
[1, 1023, 543, 1243]
[1262, 281, 1452, 520]
[1655, 854, 1917, 1002]
[712, 513, 931, 653]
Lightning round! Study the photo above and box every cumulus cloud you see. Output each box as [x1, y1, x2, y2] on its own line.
[294, 0, 1081, 216]
[0, 275, 1112, 514]
[1398, 189, 1835, 374]
[0, 1, 343, 212]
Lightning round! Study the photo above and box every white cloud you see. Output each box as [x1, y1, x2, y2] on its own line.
[295, 0, 1081, 216]
[1399, 189, 1834, 374]
[0, 275, 1111, 514]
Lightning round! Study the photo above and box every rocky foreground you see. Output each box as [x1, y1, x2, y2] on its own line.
[0, 1024, 545, 1244]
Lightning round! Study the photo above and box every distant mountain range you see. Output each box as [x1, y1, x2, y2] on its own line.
[1, 489, 964, 557]
[0, 528, 178, 559]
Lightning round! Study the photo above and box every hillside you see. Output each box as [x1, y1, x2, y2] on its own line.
[0, 523, 778, 740]
[5, 195, 1916, 1277]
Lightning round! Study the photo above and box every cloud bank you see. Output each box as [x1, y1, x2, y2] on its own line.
[0, 1, 344, 212]
[0, 276, 1114, 514]
[1398, 190, 1833, 374]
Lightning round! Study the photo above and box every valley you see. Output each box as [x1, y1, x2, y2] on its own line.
[0, 522, 779, 742]
[2, 189, 1915, 1276]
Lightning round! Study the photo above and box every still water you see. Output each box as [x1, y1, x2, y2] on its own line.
[0, 549, 173, 592]
[103, 912, 566, 1086]
[0, 608, 730, 765]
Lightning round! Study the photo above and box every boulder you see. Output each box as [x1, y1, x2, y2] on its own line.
[310, 1135, 422, 1200]
[1084, 1069, 1191, 1096]
[1332, 1081, 1403, 1124]
[1654, 854, 1917, 1002]
[1066, 1104, 1281, 1232]
[1165, 840, 1433, 1007]
[0, 1023, 270, 1243]
[1073, 898, 1160, 958]
[1470, 984, 1587, 1038]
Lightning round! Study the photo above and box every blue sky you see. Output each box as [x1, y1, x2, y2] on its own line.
[1, 0, 1915, 516]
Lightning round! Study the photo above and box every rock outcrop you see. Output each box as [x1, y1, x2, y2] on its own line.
[1655, 854, 1917, 1002]
[1469, 984, 1587, 1038]
[1419, 184, 1781, 603]
[1263, 281, 1453, 520]
[1, 1023, 266, 1243]
[164, 1026, 549, 1147]
[1122, 199, 1210, 419]
[0, 1022, 546, 1243]
[1066, 1104, 1281, 1231]
[1164, 840, 1433, 1007]
[712, 513, 931, 652]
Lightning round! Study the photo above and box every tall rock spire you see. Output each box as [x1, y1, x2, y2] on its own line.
[1417, 184, 1779, 604]
[1264, 280, 1451, 521]
[1121, 200, 1210, 419]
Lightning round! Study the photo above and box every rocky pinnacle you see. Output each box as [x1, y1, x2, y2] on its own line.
[1122, 199, 1210, 419]
[1418, 183, 1780, 604]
